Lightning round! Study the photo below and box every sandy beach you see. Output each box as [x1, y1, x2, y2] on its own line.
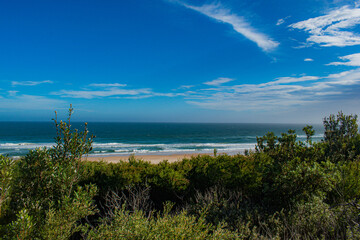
[84, 153, 212, 164]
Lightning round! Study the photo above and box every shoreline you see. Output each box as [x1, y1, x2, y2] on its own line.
[83, 153, 215, 164]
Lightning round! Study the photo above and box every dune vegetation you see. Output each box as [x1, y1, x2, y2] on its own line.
[1, 108, 360, 239]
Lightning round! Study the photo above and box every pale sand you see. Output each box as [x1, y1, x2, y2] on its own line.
[83, 153, 212, 164]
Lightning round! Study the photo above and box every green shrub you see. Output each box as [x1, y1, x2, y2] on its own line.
[2, 110, 360, 239]
[336, 160, 360, 201]
[3, 106, 97, 239]
[41, 185, 97, 240]
[0, 155, 15, 221]
[87, 202, 240, 240]
[323, 111, 360, 162]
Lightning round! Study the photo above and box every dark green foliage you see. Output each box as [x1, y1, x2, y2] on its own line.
[323, 111, 360, 162]
[337, 160, 360, 201]
[76, 111, 360, 238]
[0, 155, 14, 221]
[185, 186, 253, 231]
[1, 106, 97, 239]
[1, 110, 360, 239]
[303, 125, 315, 144]
[10, 107, 95, 215]
[86, 203, 240, 240]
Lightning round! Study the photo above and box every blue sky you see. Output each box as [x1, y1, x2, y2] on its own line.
[1, 0, 360, 123]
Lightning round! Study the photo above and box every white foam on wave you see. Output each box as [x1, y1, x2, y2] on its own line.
[0, 142, 53, 149]
[0, 141, 257, 157]
[89, 142, 257, 156]
[92, 142, 255, 148]
[88, 147, 253, 157]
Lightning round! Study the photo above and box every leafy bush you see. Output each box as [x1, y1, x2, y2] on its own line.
[1, 110, 360, 239]
[323, 111, 360, 162]
[2, 106, 97, 239]
[0, 155, 15, 221]
[86, 202, 240, 240]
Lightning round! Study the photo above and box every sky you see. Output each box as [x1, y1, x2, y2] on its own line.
[1, 0, 360, 123]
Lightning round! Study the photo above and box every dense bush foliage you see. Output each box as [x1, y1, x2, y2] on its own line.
[1, 110, 360, 239]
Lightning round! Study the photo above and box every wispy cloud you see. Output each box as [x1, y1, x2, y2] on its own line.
[11, 80, 53, 86]
[324, 69, 360, 85]
[53, 88, 152, 99]
[180, 2, 279, 52]
[290, 5, 360, 47]
[0, 94, 66, 110]
[204, 77, 234, 86]
[327, 52, 360, 66]
[8, 91, 18, 97]
[89, 83, 127, 87]
[178, 85, 195, 89]
[276, 18, 285, 26]
[266, 76, 319, 85]
[184, 70, 360, 111]
[52, 83, 185, 99]
[172, 85, 195, 91]
[304, 58, 314, 62]
[115, 92, 186, 100]
[276, 16, 290, 26]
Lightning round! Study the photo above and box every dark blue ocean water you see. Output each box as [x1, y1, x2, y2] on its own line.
[0, 122, 324, 157]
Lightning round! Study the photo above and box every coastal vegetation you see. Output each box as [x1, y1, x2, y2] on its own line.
[0, 109, 360, 239]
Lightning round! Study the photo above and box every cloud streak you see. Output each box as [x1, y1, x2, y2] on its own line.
[180, 2, 279, 52]
[12, 80, 53, 86]
[89, 83, 127, 87]
[0, 94, 66, 110]
[184, 70, 360, 111]
[327, 53, 360, 66]
[290, 5, 360, 47]
[52, 83, 186, 99]
[204, 77, 234, 86]
[53, 88, 152, 99]
[276, 16, 290, 26]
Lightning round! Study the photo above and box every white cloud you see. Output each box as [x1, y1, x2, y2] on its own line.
[290, 6, 360, 47]
[89, 83, 127, 87]
[53, 88, 152, 99]
[0, 95, 66, 110]
[276, 18, 285, 26]
[324, 69, 360, 85]
[52, 85, 186, 99]
[265, 75, 319, 85]
[315, 91, 342, 96]
[327, 52, 360, 66]
[178, 85, 195, 89]
[276, 16, 290, 26]
[304, 58, 314, 62]
[185, 70, 360, 111]
[153, 92, 185, 97]
[8, 91, 18, 96]
[181, 2, 279, 52]
[204, 77, 234, 86]
[325, 70, 353, 78]
[11, 80, 53, 86]
[172, 85, 195, 91]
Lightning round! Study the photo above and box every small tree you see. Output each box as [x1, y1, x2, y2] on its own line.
[0, 155, 15, 220]
[323, 111, 358, 143]
[303, 125, 315, 145]
[50, 105, 94, 198]
[6, 105, 97, 238]
[322, 111, 359, 162]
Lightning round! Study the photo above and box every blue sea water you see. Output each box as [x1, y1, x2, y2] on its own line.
[0, 122, 324, 157]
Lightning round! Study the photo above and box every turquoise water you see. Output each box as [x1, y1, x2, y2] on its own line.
[0, 122, 324, 157]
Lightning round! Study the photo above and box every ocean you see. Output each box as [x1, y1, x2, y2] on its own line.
[0, 122, 324, 157]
